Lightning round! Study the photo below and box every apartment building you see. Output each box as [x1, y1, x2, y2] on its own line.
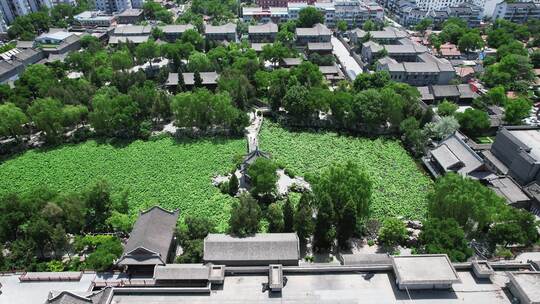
[242, 7, 288, 23]
[0, 0, 52, 24]
[492, 0, 540, 23]
[242, 0, 384, 28]
[74, 11, 116, 27]
[94, 0, 131, 14]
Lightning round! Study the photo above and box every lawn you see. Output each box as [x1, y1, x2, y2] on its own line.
[259, 122, 433, 220]
[0, 137, 246, 231]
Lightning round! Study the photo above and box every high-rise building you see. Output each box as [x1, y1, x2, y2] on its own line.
[94, 0, 131, 14]
[0, 0, 53, 24]
[414, 0, 467, 12]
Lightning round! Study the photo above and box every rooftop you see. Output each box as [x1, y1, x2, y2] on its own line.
[153, 264, 209, 281]
[113, 25, 152, 36]
[161, 24, 195, 33]
[509, 129, 540, 161]
[508, 271, 540, 303]
[203, 233, 300, 263]
[205, 23, 236, 34]
[296, 23, 332, 37]
[117, 206, 179, 266]
[430, 131, 484, 176]
[248, 23, 278, 34]
[489, 177, 530, 204]
[392, 254, 461, 286]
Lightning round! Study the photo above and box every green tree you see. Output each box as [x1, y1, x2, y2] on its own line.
[458, 31, 484, 53]
[427, 173, 506, 232]
[90, 87, 141, 138]
[455, 108, 490, 137]
[312, 161, 372, 247]
[283, 198, 294, 232]
[111, 50, 133, 71]
[504, 97, 532, 125]
[180, 215, 216, 240]
[28, 97, 64, 143]
[497, 40, 527, 60]
[297, 7, 324, 28]
[294, 193, 314, 243]
[419, 218, 472, 262]
[135, 40, 158, 65]
[378, 218, 407, 249]
[362, 19, 376, 31]
[267, 203, 284, 232]
[105, 211, 133, 234]
[229, 173, 239, 196]
[437, 100, 458, 116]
[414, 18, 432, 34]
[425, 116, 460, 140]
[248, 158, 278, 199]
[337, 20, 348, 32]
[488, 208, 538, 248]
[261, 42, 291, 66]
[0, 102, 28, 142]
[352, 71, 390, 91]
[181, 29, 204, 51]
[229, 193, 261, 237]
[218, 69, 255, 110]
[313, 194, 335, 251]
[85, 237, 122, 271]
[188, 52, 212, 72]
[83, 180, 114, 232]
[62, 105, 88, 128]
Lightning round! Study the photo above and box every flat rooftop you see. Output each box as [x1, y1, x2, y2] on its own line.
[392, 255, 461, 285]
[508, 272, 540, 303]
[509, 129, 540, 161]
[110, 271, 510, 304]
[0, 268, 521, 304]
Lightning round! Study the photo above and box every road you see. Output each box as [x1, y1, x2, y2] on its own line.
[331, 36, 363, 80]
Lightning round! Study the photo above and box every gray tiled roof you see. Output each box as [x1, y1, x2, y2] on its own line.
[46, 288, 112, 304]
[117, 206, 179, 266]
[308, 42, 332, 51]
[281, 58, 302, 66]
[108, 35, 149, 44]
[154, 264, 210, 281]
[166, 72, 219, 86]
[489, 177, 530, 204]
[432, 85, 460, 98]
[341, 253, 391, 266]
[319, 65, 339, 75]
[161, 24, 195, 34]
[205, 23, 237, 34]
[203, 233, 300, 263]
[431, 131, 483, 176]
[295, 23, 331, 37]
[248, 23, 278, 34]
[113, 25, 152, 35]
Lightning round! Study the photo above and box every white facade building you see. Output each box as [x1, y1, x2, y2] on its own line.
[414, 0, 466, 12]
[0, 0, 52, 24]
[94, 0, 131, 14]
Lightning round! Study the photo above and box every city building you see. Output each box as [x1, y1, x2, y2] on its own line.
[0, 0, 52, 24]
[377, 52, 455, 86]
[423, 131, 487, 178]
[160, 24, 194, 42]
[492, 0, 540, 23]
[108, 24, 151, 44]
[334, 0, 384, 29]
[256, 0, 314, 9]
[93, 0, 131, 14]
[205, 22, 237, 42]
[295, 23, 331, 45]
[506, 271, 540, 304]
[248, 22, 278, 42]
[35, 29, 82, 56]
[487, 126, 540, 186]
[288, 2, 335, 27]
[74, 11, 117, 27]
[242, 6, 288, 23]
[166, 72, 220, 90]
[0, 48, 44, 83]
[116, 206, 179, 275]
[203, 233, 300, 266]
[116, 8, 143, 24]
[391, 254, 461, 290]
